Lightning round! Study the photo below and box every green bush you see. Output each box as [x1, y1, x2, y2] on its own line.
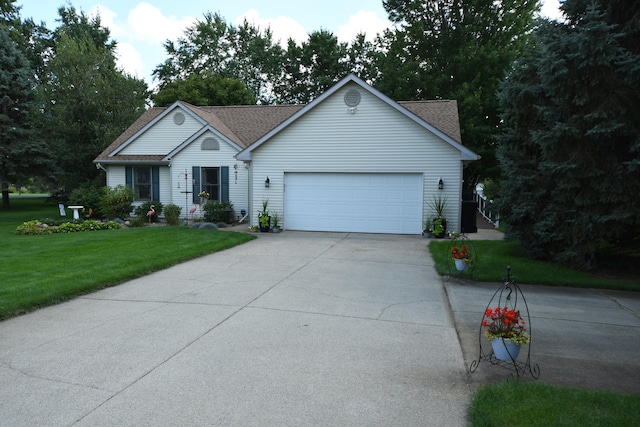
[164, 204, 182, 225]
[202, 200, 234, 223]
[129, 216, 147, 227]
[57, 222, 83, 233]
[134, 201, 163, 222]
[16, 220, 45, 235]
[16, 219, 121, 235]
[100, 185, 134, 220]
[69, 184, 105, 219]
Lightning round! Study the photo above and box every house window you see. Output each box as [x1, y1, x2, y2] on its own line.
[133, 167, 152, 200]
[201, 167, 220, 201]
[202, 137, 219, 150]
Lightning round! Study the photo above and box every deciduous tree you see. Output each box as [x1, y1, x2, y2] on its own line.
[35, 7, 148, 193]
[377, 0, 539, 184]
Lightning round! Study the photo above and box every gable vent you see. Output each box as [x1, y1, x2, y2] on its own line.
[173, 112, 185, 125]
[344, 89, 361, 107]
[202, 137, 219, 150]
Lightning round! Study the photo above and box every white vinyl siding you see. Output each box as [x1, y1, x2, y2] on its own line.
[118, 108, 203, 155]
[169, 131, 247, 218]
[250, 82, 463, 232]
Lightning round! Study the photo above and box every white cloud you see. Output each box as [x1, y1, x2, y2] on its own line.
[114, 41, 144, 78]
[237, 9, 308, 47]
[84, 3, 198, 84]
[336, 10, 390, 43]
[126, 2, 196, 44]
[539, 0, 564, 21]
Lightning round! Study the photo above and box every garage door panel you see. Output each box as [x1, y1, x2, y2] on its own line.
[284, 173, 422, 234]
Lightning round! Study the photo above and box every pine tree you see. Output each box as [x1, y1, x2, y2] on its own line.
[0, 24, 39, 209]
[497, 2, 640, 269]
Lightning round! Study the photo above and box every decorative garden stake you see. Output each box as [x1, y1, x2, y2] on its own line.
[469, 266, 540, 379]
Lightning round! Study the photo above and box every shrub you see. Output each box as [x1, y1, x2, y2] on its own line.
[128, 216, 148, 227]
[164, 204, 182, 225]
[15, 220, 121, 235]
[134, 201, 163, 222]
[202, 200, 234, 223]
[69, 184, 105, 219]
[100, 185, 134, 220]
[56, 222, 83, 233]
[16, 220, 44, 235]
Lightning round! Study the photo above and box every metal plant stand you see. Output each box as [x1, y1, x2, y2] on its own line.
[469, 267, 540, 379]
[445, 234, 476, 282]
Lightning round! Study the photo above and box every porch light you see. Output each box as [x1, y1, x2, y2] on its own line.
[438, 177, 444, 190]
[265, 176, 270, 188]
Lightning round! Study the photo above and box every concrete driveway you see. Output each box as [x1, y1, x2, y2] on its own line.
[0, 232, 470, 426]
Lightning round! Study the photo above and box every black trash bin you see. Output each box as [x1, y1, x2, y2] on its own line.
[461, 200, 478, 233]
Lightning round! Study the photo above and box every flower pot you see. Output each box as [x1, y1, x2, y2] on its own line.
[454, 259, 469, 271]
[491, 338, 521, 362]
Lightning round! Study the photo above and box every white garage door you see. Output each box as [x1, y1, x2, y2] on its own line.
[284, 173, 423, 234]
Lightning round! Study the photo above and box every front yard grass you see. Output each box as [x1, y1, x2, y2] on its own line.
[468, 381, 640, 427]
[0, 196, 255, 320]
[429, 240, 639, 291]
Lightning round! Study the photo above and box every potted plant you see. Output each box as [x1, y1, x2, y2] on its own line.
[432, 218, 445, 239]
[482, 306, 531, 361]
[428, 196, 448, 238]
[271, 211, 282, 233]
[451, 244, 472, 271]
[258, 199, 270, 232]
[422, 220, 431, 237]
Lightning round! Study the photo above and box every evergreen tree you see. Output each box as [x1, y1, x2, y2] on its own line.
[0, 0, 50, 208]
[497, 2, 640, 269]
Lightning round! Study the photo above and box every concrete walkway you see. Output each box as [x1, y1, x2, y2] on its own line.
[0, 232, 470, 426]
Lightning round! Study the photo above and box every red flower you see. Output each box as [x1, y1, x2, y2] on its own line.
[482, 305, 530, 345]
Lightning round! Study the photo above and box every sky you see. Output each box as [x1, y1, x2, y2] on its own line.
[17, 1, 563, 88]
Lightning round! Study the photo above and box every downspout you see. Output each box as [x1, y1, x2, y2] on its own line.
[245, 161, 252, 226]
[95, 162, 107, 173]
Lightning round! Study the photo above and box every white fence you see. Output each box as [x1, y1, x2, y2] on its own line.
[474, 185, 499, 227]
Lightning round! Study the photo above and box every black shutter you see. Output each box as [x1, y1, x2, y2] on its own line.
[192, 166, 200, 204]
[125, 167, 132, 188]
[152, 166, 160, 201]
[221, 166, 229, 202]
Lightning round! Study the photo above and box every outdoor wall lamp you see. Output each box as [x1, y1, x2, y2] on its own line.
[438, 177, 444, 190]
[265, 176, 270, 188]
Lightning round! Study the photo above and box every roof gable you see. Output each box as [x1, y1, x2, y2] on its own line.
[95, 75, 476, 165]
[236, 74, 478, 161]
[163, 125, 243, 161]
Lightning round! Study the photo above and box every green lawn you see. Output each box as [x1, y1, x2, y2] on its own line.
[0, 196, 255, 320]
[429, 240, 639, 291]
[469, 381, 640, 427]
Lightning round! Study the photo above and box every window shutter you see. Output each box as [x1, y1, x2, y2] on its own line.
[221, 166, 229, 202]
[125, 167, 132, 188]
[152, 166, 160, 201]
[192, 166, 200, 204]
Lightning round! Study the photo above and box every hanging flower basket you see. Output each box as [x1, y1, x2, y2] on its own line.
[454, 258, 469, 271]
[491, 338, 522, 362]
[451, 243, 472, 271]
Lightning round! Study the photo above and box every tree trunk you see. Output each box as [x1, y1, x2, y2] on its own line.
[1, 190, 10, 210]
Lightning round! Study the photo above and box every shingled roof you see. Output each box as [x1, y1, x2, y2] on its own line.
[94, 97, 462, 164]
